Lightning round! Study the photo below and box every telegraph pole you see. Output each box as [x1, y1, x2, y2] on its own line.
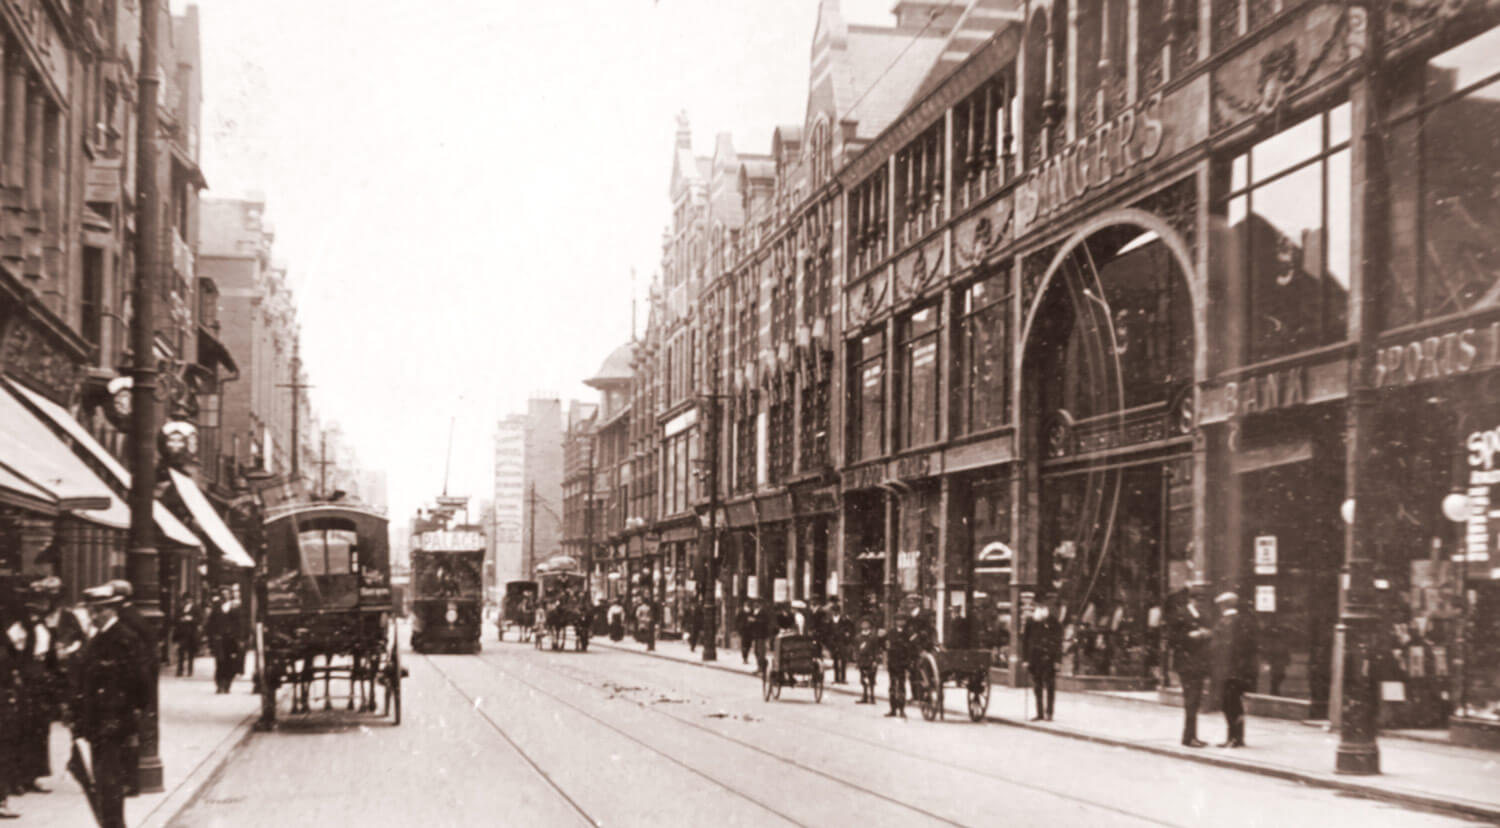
[584, 440, 595, 600]
[528, 482, 537, 577]
[127, 0, 165, 793]
[277, 340, 312, 479]
[701, 391, 720, 662]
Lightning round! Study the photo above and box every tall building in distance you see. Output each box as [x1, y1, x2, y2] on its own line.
[521, 397, 564, 578]
[492, 414, 525, 590]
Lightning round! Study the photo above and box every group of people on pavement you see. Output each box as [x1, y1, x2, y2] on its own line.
[1020, 586, 1260, 747]
[0, 577, 249, 825]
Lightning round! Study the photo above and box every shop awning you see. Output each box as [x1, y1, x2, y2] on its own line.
[168, 469, 254, 568]
[0, 464, 56, 512]
[197, 325, 239, 377]
[0, 384, 128, 528]
[6, 379, 201, 547]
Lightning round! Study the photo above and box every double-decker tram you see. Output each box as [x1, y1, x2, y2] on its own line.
[410, 527, 485, 653]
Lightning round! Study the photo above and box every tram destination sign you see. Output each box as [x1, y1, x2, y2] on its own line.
[416, 530, 485, 552]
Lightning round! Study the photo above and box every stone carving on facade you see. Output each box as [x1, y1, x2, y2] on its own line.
[896, 240, 944, 303]
[1388, 0, 1475, 41]
[1133, 176, 1198, 260]
[954, 197, 1015, 273]
[845, 272, 888, 331]
[0, 317, 80, 406]
[1210, 3, 1361, 134]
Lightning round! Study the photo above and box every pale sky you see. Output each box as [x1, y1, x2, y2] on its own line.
[172, 0, 899, 521]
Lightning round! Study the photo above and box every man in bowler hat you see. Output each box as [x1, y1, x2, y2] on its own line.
[108, 580, 152, 794]
[1212, 591, 1258, 747]
[78, 584, 148, 828]
[1169, 587, 1213, 747]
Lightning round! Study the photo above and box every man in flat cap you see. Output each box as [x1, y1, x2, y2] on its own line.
[1211, 591, 1258, 748]
[77, 584, 147, 828]
[108, 579, 152, 795]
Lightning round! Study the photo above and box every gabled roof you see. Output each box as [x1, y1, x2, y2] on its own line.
[811, 0, 948, 142]
[910, 0, 1023, 102]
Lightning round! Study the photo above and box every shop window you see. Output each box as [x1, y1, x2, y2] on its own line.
[899, 305, 941, 449]
[1383, 28, 1500, 329]
[956, 271, 1011, 435]
[967, 476, 1013, 660]
[848, 330, 886, 462]
[1219, 103, 1351, 363]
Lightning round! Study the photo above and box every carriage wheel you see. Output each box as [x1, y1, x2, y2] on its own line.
[762, 668, 773, 702]
[967, 671, 991, 722]
[918, 653, 942, 722]
[812, 667, 824, 704]
[254, 623, 277, 731]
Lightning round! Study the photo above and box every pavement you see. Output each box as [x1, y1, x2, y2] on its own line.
[598, 635, 1500, 823]
[174, 638, 1473, 828]
[6, 655, 260, 828]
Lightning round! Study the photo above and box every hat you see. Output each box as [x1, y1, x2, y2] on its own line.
[1214, 591, 1239, 605]
[30, 575, 61, 594]
[109, 579, 133, 599]
[83, 584, 124, 606]
[790, 600, 808, 610]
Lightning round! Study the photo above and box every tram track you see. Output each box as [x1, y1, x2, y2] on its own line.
[419, 651, 603, 828]
[508, 649, 1182, 828]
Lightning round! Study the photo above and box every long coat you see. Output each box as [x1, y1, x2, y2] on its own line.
[77, 621, 147, 743]
[1022, 616, 1063, 670]
[1169, 601, 1212, 679]
[1212, 610, 1259, 685]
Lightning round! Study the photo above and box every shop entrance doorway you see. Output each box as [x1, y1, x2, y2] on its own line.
[1021, 219, 1197, 687]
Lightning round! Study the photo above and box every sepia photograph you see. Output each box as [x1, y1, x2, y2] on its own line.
[0, 0, 1498, 825]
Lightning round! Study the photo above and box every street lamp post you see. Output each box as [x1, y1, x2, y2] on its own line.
[1335, 0, 1386, 776]
[127, 0, 166, 794]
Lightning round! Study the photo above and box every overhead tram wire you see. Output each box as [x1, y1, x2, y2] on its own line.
[832, 0, 962, 128]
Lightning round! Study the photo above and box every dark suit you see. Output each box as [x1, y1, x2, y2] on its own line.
[1169, 600, 1212, 744]
[827, 614, 854, 683]
[79, 620, 147, 828]
[1022, 615, 1062, 719]
[1212, 609, 1258, 745]
[885, 626, 917, 715]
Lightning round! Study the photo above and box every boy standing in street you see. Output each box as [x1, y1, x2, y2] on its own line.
[854, 618, 880, 704]
[884, 615, 915, 718]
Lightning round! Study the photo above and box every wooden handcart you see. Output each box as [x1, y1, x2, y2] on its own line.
[762, 633, 824, 703]
[913, 647, 992, 722]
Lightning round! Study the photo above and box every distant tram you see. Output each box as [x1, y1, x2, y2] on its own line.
[410, 527, 485, 653]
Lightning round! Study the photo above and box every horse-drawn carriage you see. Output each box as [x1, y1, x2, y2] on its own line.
[498, 580, 539, 642]
[254, 504, 403, 728]
[762, 633, 824, 702]
[533, 564, 590, 652]
[912, 646, 992, 722]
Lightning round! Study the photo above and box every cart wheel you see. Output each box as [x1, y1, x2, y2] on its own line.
[812, 667, 824, 704]
[968, 672, 991, 722]
[762, 668, 773, 702]
[919, 653, 941, 722]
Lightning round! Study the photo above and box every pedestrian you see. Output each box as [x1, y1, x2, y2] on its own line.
[174, 591, 199, 677]
[107, 580, 151, 796]
[1022, 598, 1061, 721]
[853, 617, 880, 704]
[752, 600, 772, 675]
[635, 600, 655, 652]
[0, 585, 24, 818]
[607, 600, 625, 642]
[788, 600, 809, 635]
[17, 589, 58, 796]
[209, 590, 242, 694]
[685, 598, 701, 652]
[735, 603, 752, 664]
[827, 599, 853, 684]
[1212, 591, 1257, 748]
[1168, 589, 1212, 747]
[883, 614, 915, 718]
[77, 583, 148, 828]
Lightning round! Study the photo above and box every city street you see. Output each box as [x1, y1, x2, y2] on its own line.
[171, 642, 1478, 827]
